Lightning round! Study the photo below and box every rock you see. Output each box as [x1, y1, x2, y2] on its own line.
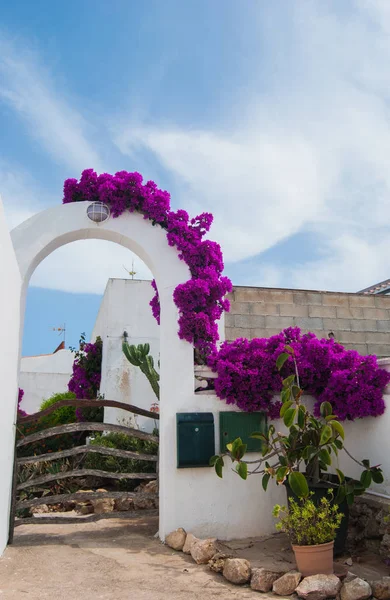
[33, 504, 49, 514]
[190, 538, 218, 565]
[345, 558, 353, 567]
[165, 528, 187, 551]
[143, 480, 158, 494]
[273, 571, 302, 596]
[183, 533, 199, 555]
[114, 497, 134, 512]
[251, 568, 284, 592]
[223, 558, 251, 585]
[75, 502, 94, 515]
[296, 574, 342, 600]
[371, 577, 390, 600]
[133, 495, 156, 510]
[92, 498, 115, 514]
[208, 553, 233, 573]
[341, 578, 371, 600]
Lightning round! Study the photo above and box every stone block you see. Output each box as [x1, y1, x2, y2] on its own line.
[251, 328, 280, 338]
[338, 331, 367, 343]
[225, 328, 250, 340]
[366, 331, 390, 343]
[309, 306, 337, 318]
[248, 315, 266, 328]
[280, 304, 309, 317]
[323, 318, 351, 331]
[322, 294, 350, 307]
[343, 343, 368, 354]
[234, 314, 252, 328]
[350, 319, 377, 332]
[265, 315, 294, 329]
[224, 313, 235, 328]
[375, 296, 390, 308]
[367, 344, 390, 357]
[349, 295, 376, 307]
[293, 291, 322, 305]
[230, 302, 251, 315]
[260, 289, 294, 303]
[336, 307, 364, 319]
[251, 303, 279, 315]
[294, 317, 324, 330]
[378, 320, 390, 332]
[233, 288, 263, 302]
[363, 307, 389, 319]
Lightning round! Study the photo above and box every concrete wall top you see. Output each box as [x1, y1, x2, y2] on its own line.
[226, 285, 390, 357]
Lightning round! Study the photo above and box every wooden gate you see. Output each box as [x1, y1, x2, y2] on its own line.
[9, 399, 159, 542]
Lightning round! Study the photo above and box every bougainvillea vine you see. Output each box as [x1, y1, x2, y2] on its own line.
[17, 388, 27, 417]
[208, 327, 390, 421]
[63, 169, 232, 355]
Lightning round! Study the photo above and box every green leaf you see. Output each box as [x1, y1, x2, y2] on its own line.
[320, 425, 332, 445]
[325, 415, 337, 421]
[360, 470, 372, 489]
[215, 457, 224, 478]
[284, 345, 294, 354]
[334, 439, 343, 450]
[236, 444, 247, 461]
[280, 401, 293, 418]
[335, 485, 346, 505]
[236, 462, 248, 480]
[292, 385, 302, 399]
[250, 431, 267, 441]
[262, 473, 270, 492]
[346, 493, 355, 506]
[283, 407, 297, 428]
[288, 471, 309, 498]
[336, 468, 345, 483]
[281, 388, 291, 404]
[362, 459, 370, 469]
[319, 448, 331, 466]
[276, 352, 289, 371]
[320, 401, 333, 417]
[209, 455, 219, 466]
[371, 469, 384, 484]
[283, 374, 296, 387]
[226, 443, 233, 453]
[276, 466, 288, 482]
[330, 420, 345, 440]
[297, 406, 305, 429]
[279, 455, 287, 467]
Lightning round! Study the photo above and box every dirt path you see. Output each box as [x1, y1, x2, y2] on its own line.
[0, 516, 259, 600]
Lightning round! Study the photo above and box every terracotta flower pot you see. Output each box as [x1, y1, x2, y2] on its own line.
[292, 540, 334, 577]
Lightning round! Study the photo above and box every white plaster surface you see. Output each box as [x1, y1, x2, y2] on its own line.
[19, 349, 74, 414]
[0, 198, 22, 555]
[92, 278, 160, 432]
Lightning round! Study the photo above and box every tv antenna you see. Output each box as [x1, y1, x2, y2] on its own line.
[50, 324, 66, 345]
[123, 259, 137, 280]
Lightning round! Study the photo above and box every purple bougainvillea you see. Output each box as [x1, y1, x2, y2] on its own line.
[17, 388, 27, 417]
[63, 169, 232, 355]
[68, 336, 102, 400]
[208, 327, 390, 421]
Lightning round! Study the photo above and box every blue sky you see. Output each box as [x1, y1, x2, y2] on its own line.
[1, 1, 390, 355]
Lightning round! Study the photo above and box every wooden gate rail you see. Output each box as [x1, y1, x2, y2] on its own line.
[17, 469, 157, 491]
[16, 490, 155, 510]
[17, 422, 159, 448]
[17, 399, 159, 424]
[14, 509, 158, 527]
[17, 445, 158, 465]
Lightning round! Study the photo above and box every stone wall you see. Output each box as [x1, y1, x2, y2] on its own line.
[348, 494, 390, 559]
[226, 287, 390, 357]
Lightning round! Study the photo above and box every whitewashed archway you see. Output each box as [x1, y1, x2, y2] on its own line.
[6, 201, 194, 549]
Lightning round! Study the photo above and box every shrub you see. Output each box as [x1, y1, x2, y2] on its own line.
[84, 432, 158, 490]
[68, 333, 104, 422]
[273, 493, 343, 546]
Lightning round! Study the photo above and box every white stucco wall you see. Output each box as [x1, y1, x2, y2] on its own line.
[92, 278, 159, 432]
[0, 198, 22, 555]
[19, 349, 74, 414]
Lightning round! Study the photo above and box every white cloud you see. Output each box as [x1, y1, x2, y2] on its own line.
[113, 2, 390, 291]
[0, 33, 104, 172]
[30, 240, 152, 295]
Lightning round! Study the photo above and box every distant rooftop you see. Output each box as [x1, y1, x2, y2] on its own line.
[358, 279, 390, 295]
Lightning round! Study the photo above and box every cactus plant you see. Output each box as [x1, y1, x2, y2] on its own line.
[122, 342, 160, 400]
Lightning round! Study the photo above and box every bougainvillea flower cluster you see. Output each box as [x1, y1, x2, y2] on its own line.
[68, 337, 102, 400]
[17, 388, 27, 417]
[63, 169, 232, 354]
[208, 327, 390, 421]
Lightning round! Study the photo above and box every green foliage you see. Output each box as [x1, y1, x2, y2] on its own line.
[84, 432, 158, 489]
[273, 493, 343, 546]
[211, 345, 384, 506]
[122, 342, 160, 400]
[17, 392, 78, 457]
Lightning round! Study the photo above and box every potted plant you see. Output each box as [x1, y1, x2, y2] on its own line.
[273, 493, 343, 576]
[211, 345, 384, 553]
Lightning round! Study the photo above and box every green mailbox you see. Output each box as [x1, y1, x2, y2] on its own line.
[219, 411, 267, 453]
[176, 412, 215, 468]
